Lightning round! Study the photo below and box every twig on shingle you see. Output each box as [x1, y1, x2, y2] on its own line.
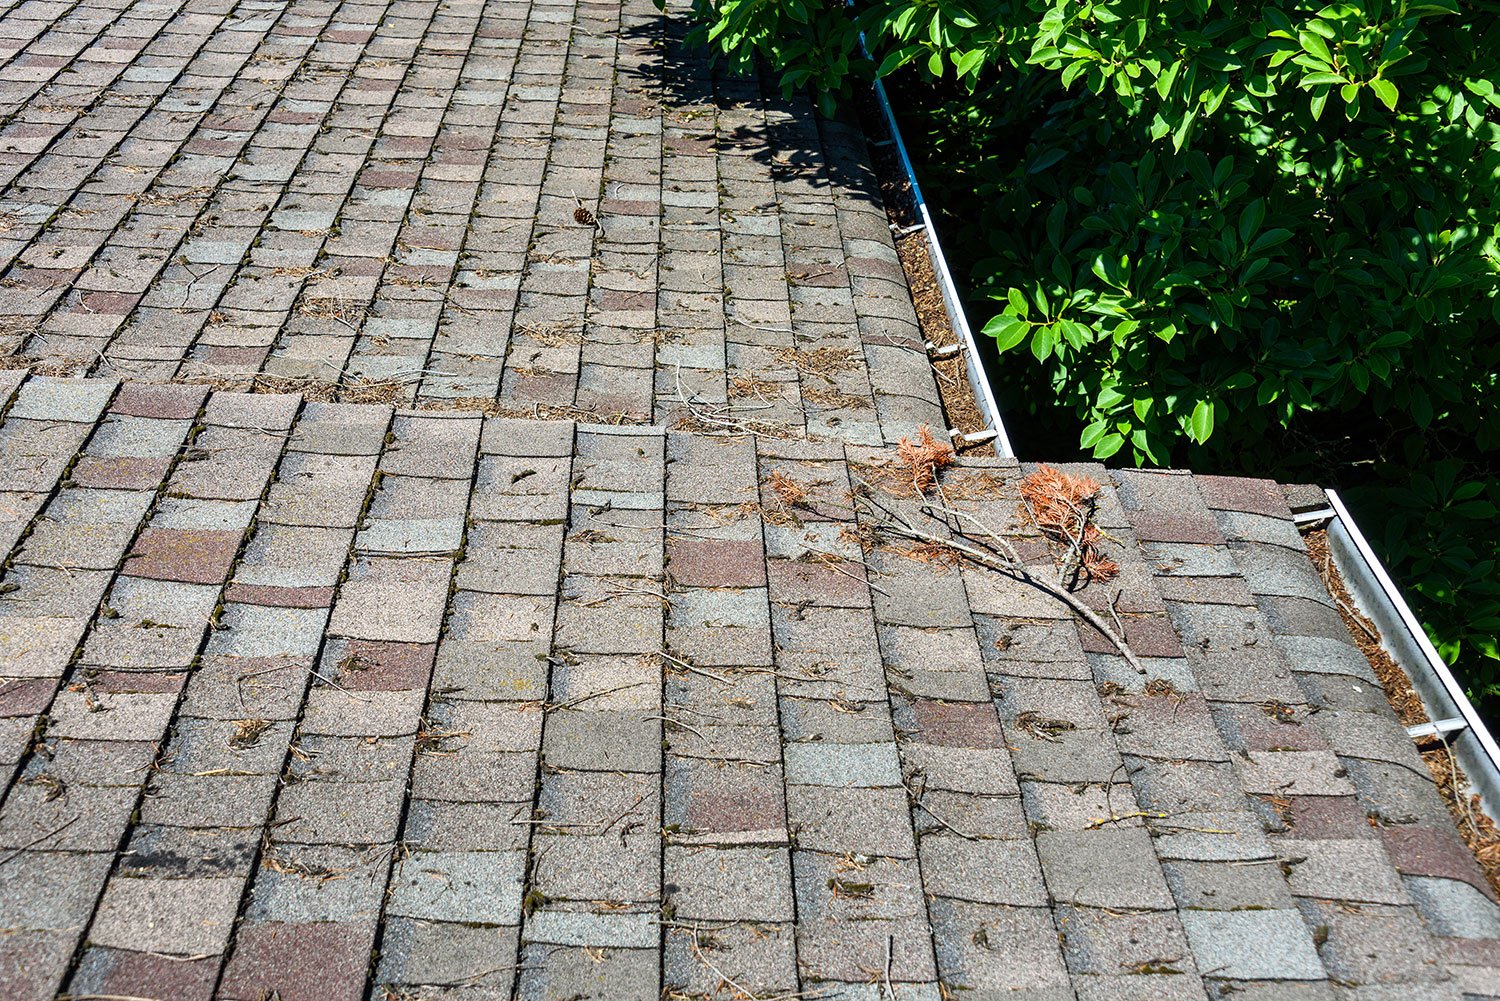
[900, 775, 979, 841]
[543, 681, 649, 713]
[690, 927, 764, 1001]
[0, 815, 78, 865]
[802, 548, 891, 596]
[660, 650, 736, 685]
[882, 934, 896, 1001]
[579, 583, 672, 607]
[643, 714, 708, 742]
[1085, 810, 1168, 829]
[853, 480, 1144, 673]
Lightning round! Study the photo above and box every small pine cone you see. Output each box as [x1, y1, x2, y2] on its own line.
[573, 205, 595, 225]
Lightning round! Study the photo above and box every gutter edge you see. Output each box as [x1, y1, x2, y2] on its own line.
[865, 76, 1015, 458]
[1308, 488, 1500, 821]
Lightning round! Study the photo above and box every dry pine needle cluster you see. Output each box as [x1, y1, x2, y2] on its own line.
[1019, 464, 1119, 583]
[896, 424, 955, 494]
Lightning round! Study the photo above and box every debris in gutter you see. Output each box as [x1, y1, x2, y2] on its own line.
[1306, 527, 1500, 897]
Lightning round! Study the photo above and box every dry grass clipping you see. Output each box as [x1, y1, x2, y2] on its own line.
[766, 470, 807, 509]
[179, 372, 407, 404]
[1018, 464, 1119, 583]
[773, 345, 859, 382]
[896, 424, 954, 495]
[888, 539, 961, 568]
[0, 354, 90, 377]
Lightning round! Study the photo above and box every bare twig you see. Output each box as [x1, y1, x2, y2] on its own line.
[660, 650, 737, 685]
[1085, 810, 1168, 829]
[691, 928, 764, 1001]
[0, 815, 79, 865]
[594, 793, 646, 836]
[642, 714, 709, 741]
[1439, 731, 1479, 839]
[854, 483, 1144, 671]
[900, 776, 978, 840]
[236, 662, 373, 704]
[544, 681, 648, 713]
[882, 934, 896, 1001]
[805, 550, 891, 596]
[579, 583, 672, 607]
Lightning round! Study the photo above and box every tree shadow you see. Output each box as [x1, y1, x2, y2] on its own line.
[613, 7, 885, 210]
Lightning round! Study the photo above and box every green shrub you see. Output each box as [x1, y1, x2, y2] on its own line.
[676, 0, 1500, 709]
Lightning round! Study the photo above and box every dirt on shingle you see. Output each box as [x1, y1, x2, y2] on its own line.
[1306, 527, 1500, 897]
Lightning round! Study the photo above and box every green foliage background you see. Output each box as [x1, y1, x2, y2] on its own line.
[677, 0, 1500, 710]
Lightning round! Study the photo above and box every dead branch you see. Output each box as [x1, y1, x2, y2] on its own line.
[853, 481, 1144, 672]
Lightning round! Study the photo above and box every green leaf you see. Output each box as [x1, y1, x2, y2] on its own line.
[1030, 325, 1058, 361]
[1171, 109, 1197, 150]
[1298, 30, 1333, 65]
[1188, 400, 1215, 443]
[1155, 60, 1180, 100]
[875, 46, 921, 78]
[955, 48, 985, 78]
[1097, 385, 1126, 408]
[1372, 329, 1412, 349]
[1370, 77, 1398, 110]
[982, 314, 1028, 352]
[1027, 148, 1067, 174]
[1094, 432, 1127, 459]
[1411, 385, 1434, 428]
[926, 50, 944, 77]
[1007, 288, 1029, 317]
[1249, 228, 1294, 254]
[1238, 199, 1265, 246]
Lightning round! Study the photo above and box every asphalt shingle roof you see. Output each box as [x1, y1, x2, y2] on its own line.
[0, 374, 1497, 1000]
[0, 0, 943, 444]
[0, 1, 1496, 1000]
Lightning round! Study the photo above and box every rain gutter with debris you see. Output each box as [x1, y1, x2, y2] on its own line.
[1296, 491, 1500, 821]
[850, 12, 1013, 458]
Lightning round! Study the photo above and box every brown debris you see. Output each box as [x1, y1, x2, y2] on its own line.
[887, 539, 961, 568]
[893, 230, 986, 439]
[862, 103, 986, 442]
[1019, 465, 1119, 584]
[1014, 710, 1077, 742]
[228, 719, 272, 749]
[728, 373, 784, 400]
[772, 345, 859, 381]
[895, 424, 954, 495]
[178, 372, 407, 404]
[263, 852, 350, 883]
[0, 353, 89, 377]
[766, 470, 807, 509]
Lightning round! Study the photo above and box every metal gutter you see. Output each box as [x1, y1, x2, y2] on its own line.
[1296, 490, 1500, 819]
[852, 47, 1013, 455]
